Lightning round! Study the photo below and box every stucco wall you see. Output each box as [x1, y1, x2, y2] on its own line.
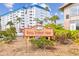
[64, 3, 79, 30]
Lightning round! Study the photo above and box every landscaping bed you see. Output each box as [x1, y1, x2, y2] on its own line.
[0, 37, 79, 56]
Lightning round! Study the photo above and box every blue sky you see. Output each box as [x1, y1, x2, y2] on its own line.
[0, 3, 64, 24]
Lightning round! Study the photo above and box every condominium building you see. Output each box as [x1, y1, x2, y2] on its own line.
[60, 3, 79, 30]
[0, 3, 52, 36]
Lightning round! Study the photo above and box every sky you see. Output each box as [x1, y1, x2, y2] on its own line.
[0, 3, 64, 24]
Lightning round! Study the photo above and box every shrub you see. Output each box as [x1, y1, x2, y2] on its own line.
[45, 24, 79, 44]
[54, 29, 71, 44]
[54, 29, 79, 44]
[0, 27, 17, 43]
[45, 23, 64, 30]
[6, 27, 17, 39]
[30, 37, 54, 49]
[69, 30, 79, 40]
[74, 39, 79, 45]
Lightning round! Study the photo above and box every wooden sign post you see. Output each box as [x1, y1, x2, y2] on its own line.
[22, 27, 54, 50]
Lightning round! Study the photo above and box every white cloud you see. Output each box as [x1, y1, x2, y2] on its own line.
[40, 4, 47, 8]
[57, 19, 64, 24]
[4, 3, 14, 8]
[9, 9, 13, 11]
[32, 3, 38, 5]
[55, 12, 58, 15]
[4, 3, 14, 11]
[60, 12, 63, 15]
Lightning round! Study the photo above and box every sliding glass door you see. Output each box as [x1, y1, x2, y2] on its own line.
[70, 20, 79, 30]
[70, 23, 76, 30]
[76, 22, 79, 30]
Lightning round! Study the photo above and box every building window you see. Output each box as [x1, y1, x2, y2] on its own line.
[76, 22, 79, 30]
[70, 20, 79, 30]
[70, 7, 77, 16]
[30, 14, 32, 15]
[21, 23, 24, 25]
[30, 23, 32, 24]
[30, 20, 32, 21]
[25, 10, 27, 14]
[10, 18, 12, 19]
[21, 15, 24, 16]
[76, 25, 79, 30]
[30, 11, 32, 13]
[22, 18, 24, 19]
[30, 11, 32, 12]
[21, 12, 24, 14]
[29, 17, 32, 18]
[70, 6, 79, 16]
[10, 16, 12, 17]
[66, 14, 69, 19]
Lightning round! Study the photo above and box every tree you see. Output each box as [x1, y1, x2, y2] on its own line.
[4, 20, 17, 43]
[0, 18, 1, 30]
[2, 16, 22, 43]
[7, 20, 14, 27]
[35, 18, 41, 22]
[35, 18, 43, 25]
[49, 15, 59, 24]
[44, 17, 50, 20]
[16, 16, 22, 23]
[44, 17, 50, 22]
[7, 16, 22, 27]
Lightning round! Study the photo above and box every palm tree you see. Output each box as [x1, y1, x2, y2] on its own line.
[6, 20, 16, 41]
[16, 16, 22, 23]
[49, 15, 59, 24]
[44, 17, 50, 21]
[35, 18, 41, 22]
[44, 17, 49, 20]
[43, 17, 50, 24]
[15, 16, 22, 33]
[35, 18, 43, 25]
[7, 20, 14, 27]
[0, 18, 1, 30]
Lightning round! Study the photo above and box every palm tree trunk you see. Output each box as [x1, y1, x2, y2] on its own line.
[54, 20, 56, 24]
